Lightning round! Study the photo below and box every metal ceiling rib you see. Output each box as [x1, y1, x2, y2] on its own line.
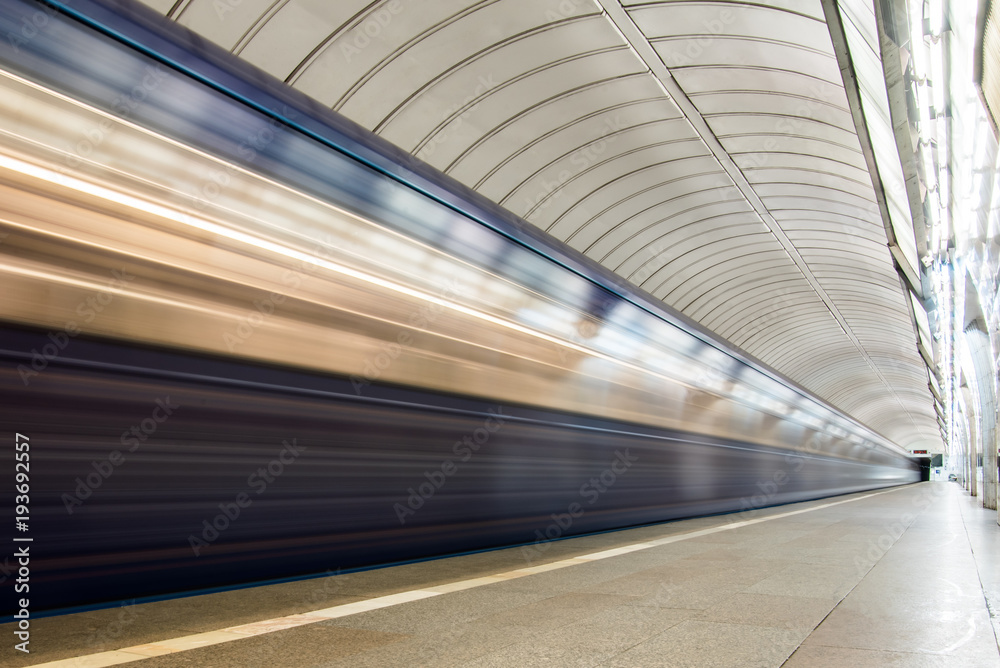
[596, 2, 909, 414]
[140, 0, 941, 452]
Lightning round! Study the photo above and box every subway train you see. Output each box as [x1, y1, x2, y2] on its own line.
[0, 0, 917, 616]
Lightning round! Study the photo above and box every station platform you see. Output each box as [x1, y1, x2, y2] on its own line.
[6, 482, 999, 668]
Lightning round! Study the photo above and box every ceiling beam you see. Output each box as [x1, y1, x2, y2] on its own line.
[595, 0, 919, 432]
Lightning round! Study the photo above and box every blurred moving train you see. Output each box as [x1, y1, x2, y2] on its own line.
[0, 0, 917, 615]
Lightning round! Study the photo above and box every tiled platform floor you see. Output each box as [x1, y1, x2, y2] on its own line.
[4, 482, 998, 667]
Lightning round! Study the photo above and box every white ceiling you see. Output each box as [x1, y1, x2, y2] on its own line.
[142, 0, 943, 453]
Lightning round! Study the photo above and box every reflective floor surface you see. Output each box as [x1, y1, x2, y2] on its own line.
[3, 482, 998, 667]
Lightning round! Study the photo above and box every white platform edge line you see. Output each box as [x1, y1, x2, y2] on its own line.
[27, 486, 907, 667]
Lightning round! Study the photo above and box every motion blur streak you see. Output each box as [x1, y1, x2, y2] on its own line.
[0, 0, 917, 615]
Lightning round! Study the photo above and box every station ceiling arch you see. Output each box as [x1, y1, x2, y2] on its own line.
[141, 0, 942, 452]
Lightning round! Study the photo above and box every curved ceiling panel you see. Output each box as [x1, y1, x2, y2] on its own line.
[148, 0, 942, 452]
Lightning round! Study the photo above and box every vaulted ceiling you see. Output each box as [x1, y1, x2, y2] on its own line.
[140, 0, 942, 452]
